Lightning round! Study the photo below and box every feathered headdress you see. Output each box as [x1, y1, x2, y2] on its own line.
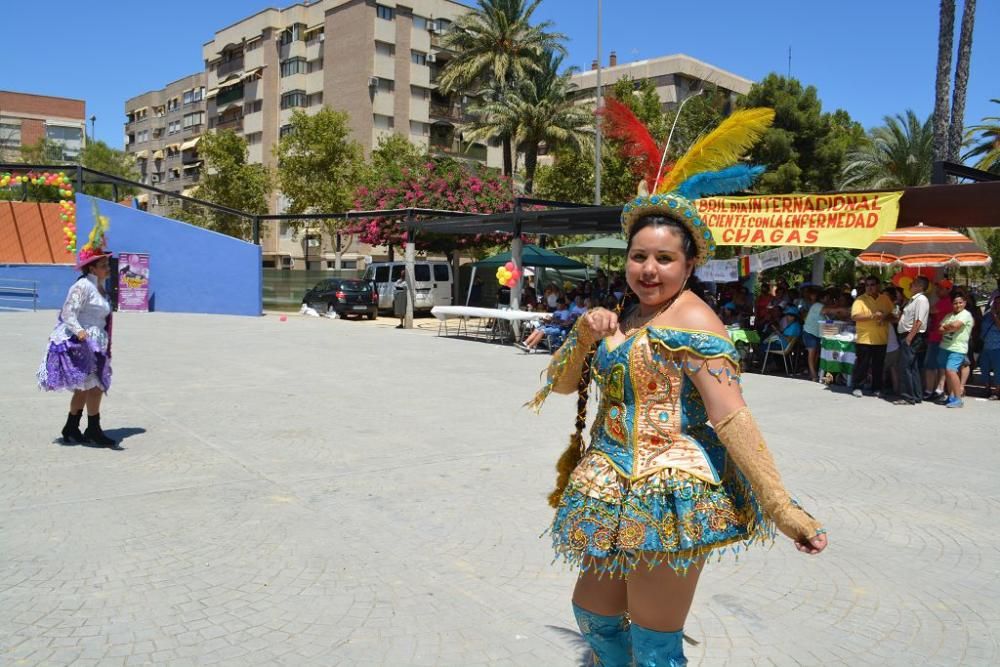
[615, 105, 775, 265]
[76, 200, 112, 270]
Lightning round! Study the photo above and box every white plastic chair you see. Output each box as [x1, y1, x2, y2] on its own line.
[762, 334, 799, 375]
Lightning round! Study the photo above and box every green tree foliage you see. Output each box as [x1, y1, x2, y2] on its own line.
[739, 74, 865, 194]
[171, 130, 272, 239]
[839, 110, 934, 189]
[274, 108, 364, 220]
[19, 137, 67, 164]
[534, 77, 667, 206]
[362, 133, 428, 189]
[465, 51, 591, 193]
[964, 98, 1000, 174]
[79, 140, 140, 201]
[438, 0, 565, 176]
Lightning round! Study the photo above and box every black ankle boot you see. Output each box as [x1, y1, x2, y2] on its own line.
[84, 413, 117, 447]
[61, 411, 87, 444]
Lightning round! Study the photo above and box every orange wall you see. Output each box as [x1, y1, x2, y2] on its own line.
[0, 201, 75, 264]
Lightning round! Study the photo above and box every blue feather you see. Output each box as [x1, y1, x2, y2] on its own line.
[674, 165, 765, 199]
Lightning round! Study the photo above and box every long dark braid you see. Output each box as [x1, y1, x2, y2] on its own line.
[546, 287, 631, 508]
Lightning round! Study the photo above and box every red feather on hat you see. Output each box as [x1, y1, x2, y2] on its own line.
[599, 97, 667, 187]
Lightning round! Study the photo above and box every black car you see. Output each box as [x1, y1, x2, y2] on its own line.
[302, 278, 378, 319]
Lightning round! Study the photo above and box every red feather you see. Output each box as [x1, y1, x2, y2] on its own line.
[599, 98, 667, 186]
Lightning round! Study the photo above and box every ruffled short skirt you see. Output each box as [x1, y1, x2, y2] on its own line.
[550, 452, 773, 577]
[36, 338, 112, 393]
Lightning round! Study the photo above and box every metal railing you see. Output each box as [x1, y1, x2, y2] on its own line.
[0, 279, 38, 311]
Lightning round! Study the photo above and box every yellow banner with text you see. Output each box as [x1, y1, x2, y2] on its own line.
[696, 192, 902, 248]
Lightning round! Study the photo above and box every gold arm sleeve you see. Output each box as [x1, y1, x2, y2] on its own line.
[526, 318, 598, 411]
[714, 407, 824, 542]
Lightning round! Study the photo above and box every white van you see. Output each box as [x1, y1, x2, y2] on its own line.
[363, 261, 454, 312]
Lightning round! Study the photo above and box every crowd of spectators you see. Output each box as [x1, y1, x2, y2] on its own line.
[510, 269, 1000, 406]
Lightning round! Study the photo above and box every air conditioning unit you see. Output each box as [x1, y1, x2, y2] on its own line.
[319, 33, 325, 41]
[368, 76, 380, 88]
[427, 21, 438, 33]
[425, 53, 437, 63]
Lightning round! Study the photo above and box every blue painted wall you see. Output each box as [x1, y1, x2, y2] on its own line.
[0, 264, 78, 310]
[74, 194, 262, 316]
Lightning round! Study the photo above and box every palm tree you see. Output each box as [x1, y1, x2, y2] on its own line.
[932, 0, 955, 164]
[964, 99, 1000, 174]
[839, 111, 934, 189]
[464, 52, 592, 193]
[947, 0, 977, 163]
[437, 0, 566, 177]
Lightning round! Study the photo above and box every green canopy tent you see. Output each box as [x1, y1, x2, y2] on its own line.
[467, 244, 586, 305]
[552, 236, 627, 271]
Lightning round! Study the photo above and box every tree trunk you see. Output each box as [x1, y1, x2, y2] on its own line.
[501, 134, 513, 178]
[523, 145, 538, 194]
[948, 0, 977, 163]
[932, 0, 956, 164]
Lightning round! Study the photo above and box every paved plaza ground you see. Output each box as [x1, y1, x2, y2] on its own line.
[1, 309, 998, 666]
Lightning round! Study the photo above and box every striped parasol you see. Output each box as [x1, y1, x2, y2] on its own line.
[856, 223, 992, 268]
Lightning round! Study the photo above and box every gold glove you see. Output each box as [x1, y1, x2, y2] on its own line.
[527, 319, 598, 411]
[714, 407, 824, 542]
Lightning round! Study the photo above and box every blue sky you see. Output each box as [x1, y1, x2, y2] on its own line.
[1, 0, 996, 150]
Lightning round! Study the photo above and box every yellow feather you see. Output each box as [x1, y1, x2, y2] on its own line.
[656, 107, 775, 194]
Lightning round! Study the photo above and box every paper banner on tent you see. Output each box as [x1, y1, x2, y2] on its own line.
[695, 259, 738, 282]
[757, 248, 784, 270]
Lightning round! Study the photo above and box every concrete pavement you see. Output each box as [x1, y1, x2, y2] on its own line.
[1, 310, 997, 666]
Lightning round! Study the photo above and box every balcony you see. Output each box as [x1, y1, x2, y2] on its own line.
[429, 101, 464, 122]
[216, 56, 245, 78]
[214, 115, 244, 132]
[430, 137, 487, 163]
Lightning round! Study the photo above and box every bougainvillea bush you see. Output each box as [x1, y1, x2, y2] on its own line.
[349, 158, 515, 255]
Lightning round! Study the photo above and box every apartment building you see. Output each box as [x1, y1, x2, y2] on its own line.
[572, 52, 753, 112]
[123, 73, 207, 215]
[197, 0, 497, 269]
[0, 90, 86, 163]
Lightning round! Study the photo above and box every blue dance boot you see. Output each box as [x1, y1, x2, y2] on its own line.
[630, 622, 686, 667]
[572, 603, 631, 666]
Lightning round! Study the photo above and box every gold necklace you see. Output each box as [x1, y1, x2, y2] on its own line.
[624, 294, 680, 336]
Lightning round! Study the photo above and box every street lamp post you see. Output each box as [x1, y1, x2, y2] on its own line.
[594, 0, 602, 205]
[89, 115, 96, 144]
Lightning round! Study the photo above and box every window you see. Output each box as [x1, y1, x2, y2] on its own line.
[411, 50, 426, 66]
[279, 124, 294, 138]
[280, 90, 307, 109]
[409, 120, 428, 136]
[136, 130, 149, 143]
[307, 58, 324, 73]
[216, 83, 244, 105]
[134, 108, 148, 121]
[183, 112, 204, 129]
[376, 4, 394, 20]
[245, 38, 261, 51]
[168, 120, 181, 134]
[183, 88, 205, 105]
[414, 265, 430, 281]
[280, 23, 306, 45]
[374, 266, 390, 282]
[374, 78, 394, 93]
[308, 92, 323, 106]
[0, 121, 21, 150]
[305, 26, 324, 43]
[413, 16, 427, 30]
[243, 100, 263, 115]
[167, 98, 179, 112]
[154, 106, 165, 117]
[246, 132, 262, 145]
[433, 265, 449, 282]
[373, 114, 395, 130]
[280, 57, 307, 77]
[375, 41, 395, 57]
[411, 86, 430, 100]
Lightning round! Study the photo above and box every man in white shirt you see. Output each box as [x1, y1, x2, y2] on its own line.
[894, 276, 930, 405]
